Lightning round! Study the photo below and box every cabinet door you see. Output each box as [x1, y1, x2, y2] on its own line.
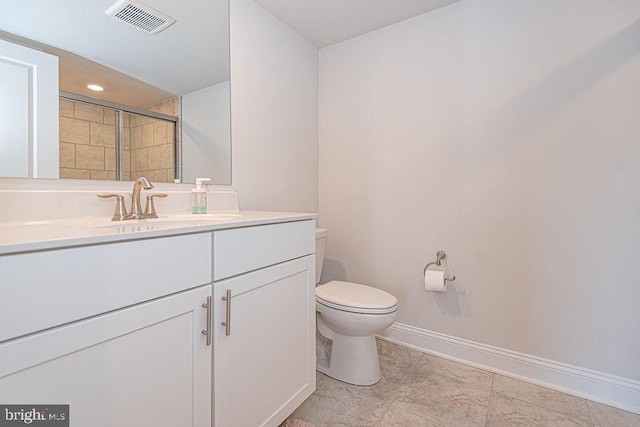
[0, 285, 212, 427]
[213, 255, 315, 427]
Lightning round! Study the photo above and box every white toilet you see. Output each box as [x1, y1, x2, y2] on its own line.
[315, 228, 399, 385]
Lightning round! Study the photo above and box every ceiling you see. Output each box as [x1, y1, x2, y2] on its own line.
[0, 0, 229, 99]
[0, 0, 461, 106]
[254, 0, 463, 48]
[0, 30, 176, 108]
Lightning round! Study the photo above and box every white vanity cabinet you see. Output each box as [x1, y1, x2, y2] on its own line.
[0, 233, 213, 427]
[0, 215, 317, 427]
[212, 220, 316, 427]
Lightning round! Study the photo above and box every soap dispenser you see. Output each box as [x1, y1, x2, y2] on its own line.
[192, 178, 211, 214]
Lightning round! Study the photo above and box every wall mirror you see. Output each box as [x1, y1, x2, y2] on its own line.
[0, 0, 230, 184]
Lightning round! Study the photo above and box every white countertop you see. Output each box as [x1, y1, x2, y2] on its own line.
[0, 211, 318, 255]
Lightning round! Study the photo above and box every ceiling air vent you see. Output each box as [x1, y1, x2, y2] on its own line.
[105, 0, 176, 34]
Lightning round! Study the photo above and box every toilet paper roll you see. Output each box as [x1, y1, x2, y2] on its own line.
[425, 269, 447, 292]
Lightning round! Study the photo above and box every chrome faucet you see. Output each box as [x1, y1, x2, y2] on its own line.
[126, 177, 154, 220]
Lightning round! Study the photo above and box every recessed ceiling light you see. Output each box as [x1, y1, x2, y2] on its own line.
[87, 84, 104, 92]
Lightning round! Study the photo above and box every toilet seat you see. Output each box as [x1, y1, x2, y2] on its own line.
[316, 281, 398, 315]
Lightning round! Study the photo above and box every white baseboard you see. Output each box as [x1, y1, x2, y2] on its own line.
[378, 322, 640, 415]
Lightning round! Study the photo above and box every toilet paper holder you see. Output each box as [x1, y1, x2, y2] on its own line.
[423, 250, 456, 283]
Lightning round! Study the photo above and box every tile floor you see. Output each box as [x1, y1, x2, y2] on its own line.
[288, 339, 640, 427]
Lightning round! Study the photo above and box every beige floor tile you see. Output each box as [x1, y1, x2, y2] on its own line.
[287, 378, 329, 425]
[414, 353, 494, 390]
[486, 392, 592, 426]
[280, 419, 316, 427]
[377, 404, 444, 426]
[290, 373, 399, 427]
[379, 354, 414, 385]
[492, 375, 591, 424]
[376, 339, 423, 366]
[587, 400, 640, 427]
[291, 342, 633, 427]
[394, 369, 491, 426]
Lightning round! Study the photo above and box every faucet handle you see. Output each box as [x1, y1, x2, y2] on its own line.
[98, 194, 128, 221]
[144, 193, 168, 219]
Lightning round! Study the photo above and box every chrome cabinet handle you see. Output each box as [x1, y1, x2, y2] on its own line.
[221, 289, 231, 336]
[97, 193, 127, 221]
[201, 296, 212, 346]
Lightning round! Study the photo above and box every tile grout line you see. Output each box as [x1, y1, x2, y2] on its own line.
[482, 374, 498, 426]
[304, 340, 636, 427]
[374, 348, 422, 426]
[493, 390, 597, 426]
[492, 375, 595, 423]
[394, 353, 452, 427]
[586, 400, 597, 427]
[411, 348, 597, 426]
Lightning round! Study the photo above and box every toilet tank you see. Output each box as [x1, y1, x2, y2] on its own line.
[315, 228, 328, 284]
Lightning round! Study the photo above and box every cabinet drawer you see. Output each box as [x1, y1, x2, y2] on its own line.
[0, 233, 212, 342]
[213, 220, 314, 281]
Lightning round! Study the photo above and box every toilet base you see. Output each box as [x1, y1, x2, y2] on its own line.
[316, 332, 381, 386]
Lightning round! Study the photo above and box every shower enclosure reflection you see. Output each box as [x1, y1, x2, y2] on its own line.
[59, 95, 179, 183]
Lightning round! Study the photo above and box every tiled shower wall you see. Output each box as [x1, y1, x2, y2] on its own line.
[59, 99, 116, 180]
[58, 97, 179, 182]
[127, 97, 179, 183]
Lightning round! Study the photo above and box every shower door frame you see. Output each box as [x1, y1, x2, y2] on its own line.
[60, 91, 181, 182]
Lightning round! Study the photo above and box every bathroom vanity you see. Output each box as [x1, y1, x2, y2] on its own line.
[0, 212, 316, 427]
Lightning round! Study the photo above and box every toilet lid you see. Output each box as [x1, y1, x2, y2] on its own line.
[316, 281, 398, 314]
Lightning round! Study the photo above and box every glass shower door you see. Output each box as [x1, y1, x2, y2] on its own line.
[122, 112, 177, 183]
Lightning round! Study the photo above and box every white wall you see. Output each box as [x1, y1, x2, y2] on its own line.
[182, 81, 231, 185]
[230, 0, 319, 212]
[319, 0, 640, 383]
